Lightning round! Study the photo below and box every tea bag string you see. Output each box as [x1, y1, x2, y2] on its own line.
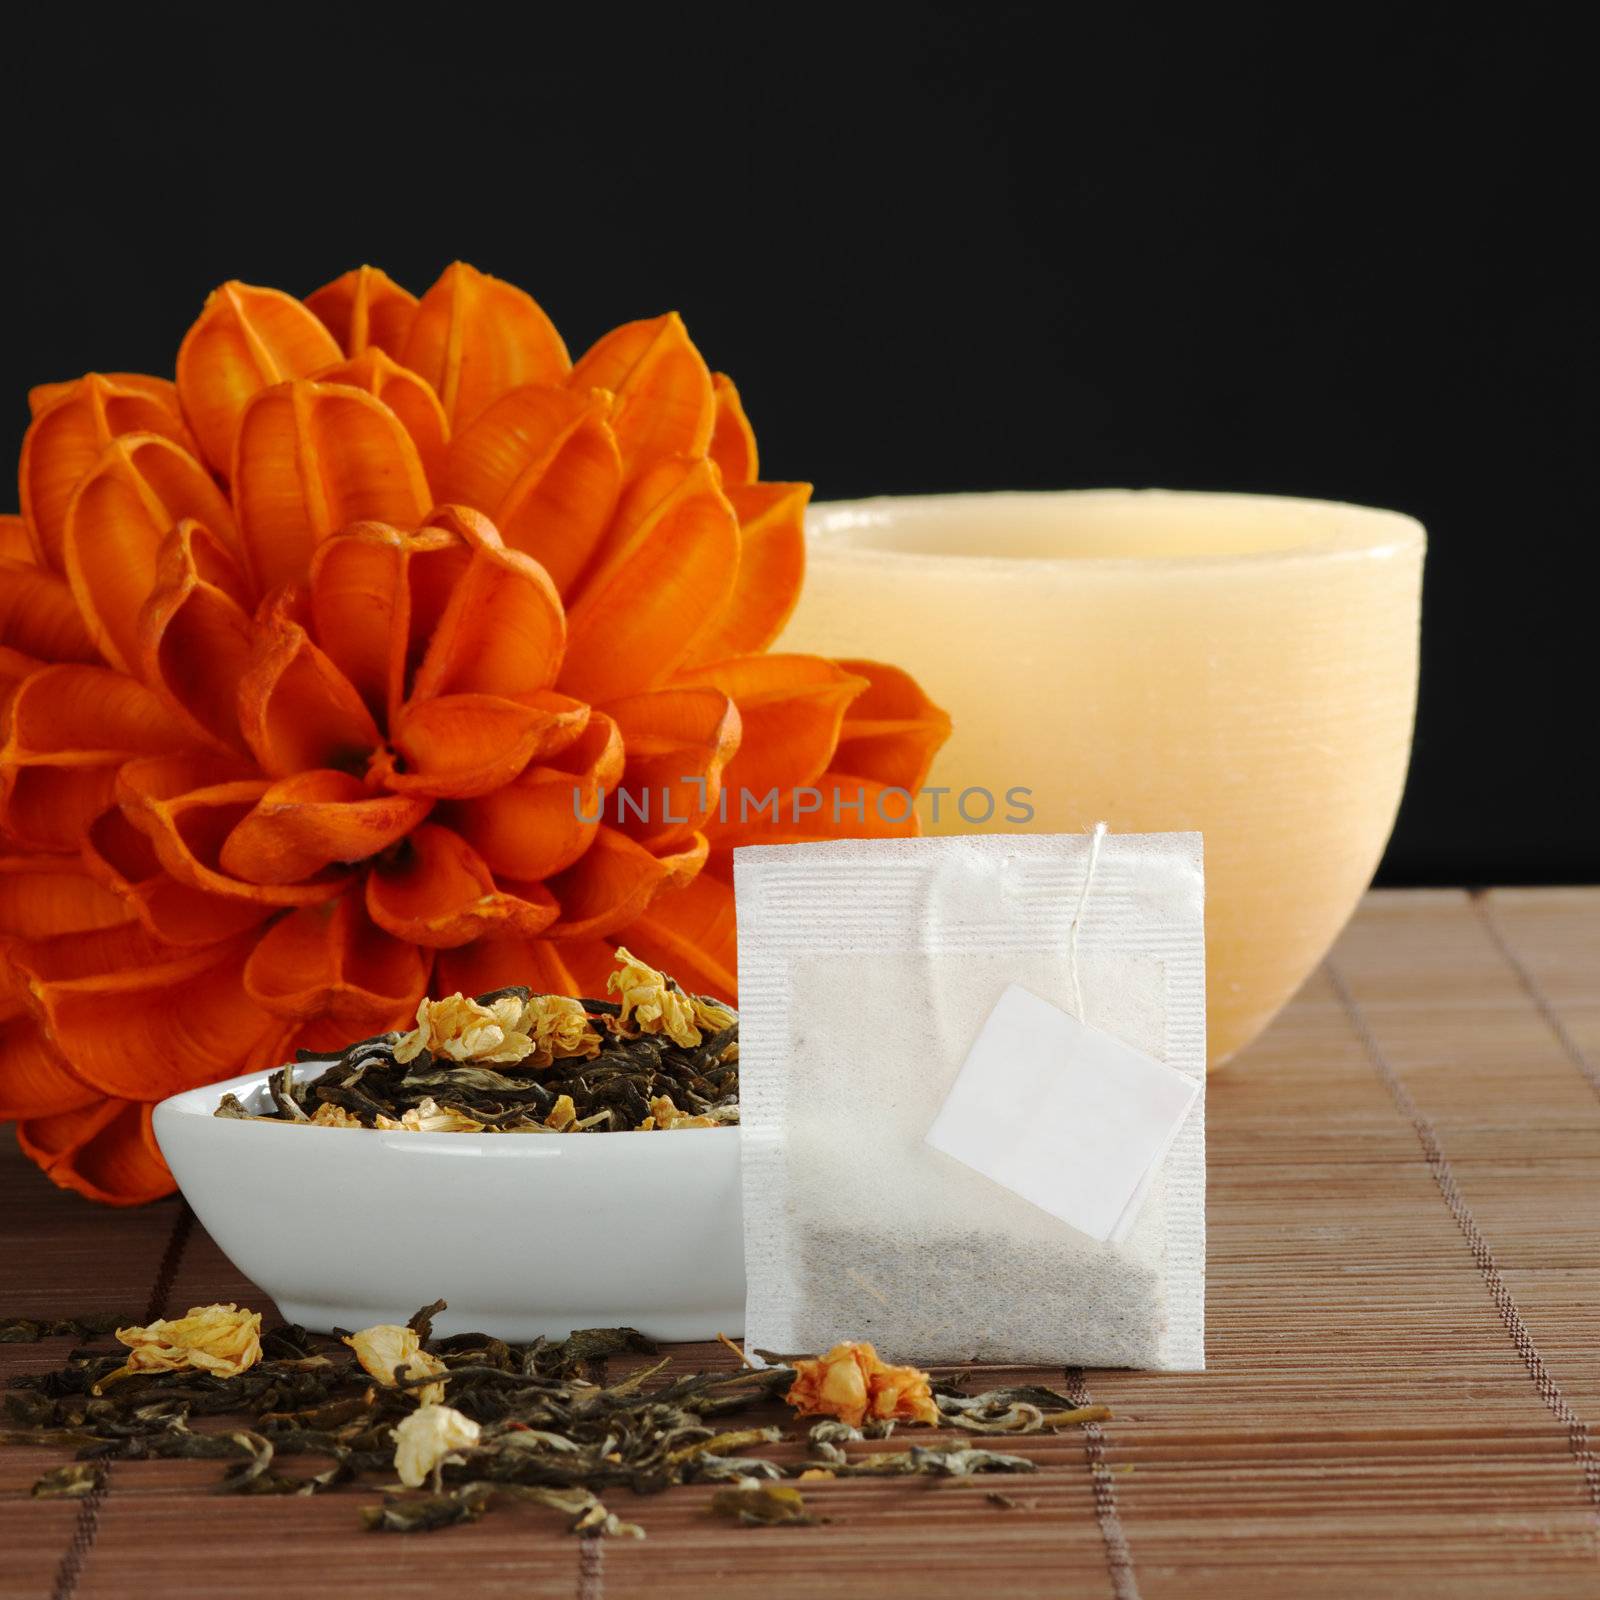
[1068, 822, 1109, 1023]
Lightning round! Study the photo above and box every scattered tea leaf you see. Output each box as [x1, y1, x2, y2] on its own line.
[710, 1484, 822, 1526]
[31, 1462, 102, 1499]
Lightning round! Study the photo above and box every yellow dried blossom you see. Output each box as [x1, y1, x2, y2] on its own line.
[374, 1098, 485, 1133]
[113, 1303, 262, 1379]
[393, 1403, 481, 1489]
[691, 996, 737, 1035]
[343, 1324, 448, 1406]
[520, 994, 603, 1068]
[637, 1095, 718, 1131]
[393, 994, 534, 1065]
[608, 946, 700, 1047]
[309, 1103, 362, 1128]
[545, 1094, 578, 1131]
[784, 1342, 940, 1429]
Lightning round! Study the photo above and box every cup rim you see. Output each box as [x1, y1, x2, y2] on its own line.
[804, 488, 1426, 571]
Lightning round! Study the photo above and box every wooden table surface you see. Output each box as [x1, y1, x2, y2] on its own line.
[3, 888, 1598, 1599]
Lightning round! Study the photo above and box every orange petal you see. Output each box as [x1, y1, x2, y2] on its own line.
[365, 823, 559, 947]
[139, 520, 257, 754]
[386, 690, 590, 800]
[442, 710, 622, 881]
[237, 591, 382, 779]
[83, 804, 269, 946]
[14, 932, 284, 1101]
[680, 480, 809, 665]
[709, 372, 759, 486]
[61, 433, 239, 673]
[20, 373, 195, 571]
[312, 349, 450, 487]
[308, 521, 470, 727]
[0, 557, 99, 662]
[244, 890, 427, 1026]
[0, 665, 192, 853]
[568, 313, 713, 470]
[220, 769, 431, 885]
[408, 532, 565, 702]
[31, 372, 179, 420]
[0, 854, 132, 939]
[116, 753, 345, 906]
[442, 384, 621, 595]
[231, 379, 433, 597]
[560, 457, 739, 703]
[1, 663, 192, 760]
[612, 867, 737, 1003]
[401, 262, 569, 430]
[434, 933, 617, 1000]
[19, 1100, 175, 1206]
[602, 686, 741, 849]
[674, 654, 868, 798]
[0, 1015, 98, 1119]
[0, 515, 33, 564]
[544, 826, 707, 940]
[176, 281, 343, 474]
[305, 266, 419, 359]
[830, 658, 954, 792]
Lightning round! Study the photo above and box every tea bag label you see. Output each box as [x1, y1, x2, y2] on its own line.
[924, 983, 1198, 1244]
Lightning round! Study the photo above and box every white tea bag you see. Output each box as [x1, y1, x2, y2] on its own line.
[733, 832, 1206, 1369]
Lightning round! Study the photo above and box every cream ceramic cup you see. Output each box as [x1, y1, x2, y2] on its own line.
[777, 490, 1425, 1063]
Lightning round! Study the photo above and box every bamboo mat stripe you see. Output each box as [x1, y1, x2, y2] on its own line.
[4, 887, 1600, 1598]
[46, 1199, 194, 1600]
[1065, 1367, 1140, 1600]
[46, 1467, 105, 1600]
[1473, 892, 1600, 1105]
[1327, 959, 1600, 1522]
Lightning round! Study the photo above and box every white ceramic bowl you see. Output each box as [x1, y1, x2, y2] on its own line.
[153, 1063, 746, 1341]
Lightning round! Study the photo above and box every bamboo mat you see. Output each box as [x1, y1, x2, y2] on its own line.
[2, 888, 1598, 1599]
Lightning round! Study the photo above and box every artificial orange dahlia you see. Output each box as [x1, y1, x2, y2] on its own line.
[0, 263, 950, 1204]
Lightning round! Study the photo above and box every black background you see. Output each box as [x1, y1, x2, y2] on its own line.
[5, 9, 1590, 884]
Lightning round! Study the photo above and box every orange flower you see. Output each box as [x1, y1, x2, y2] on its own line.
[0, 264, 950, 1204]
[784, 1341, 941, 1429]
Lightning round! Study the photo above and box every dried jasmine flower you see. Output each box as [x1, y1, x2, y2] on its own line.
[785, 1342, 940, 1429]
[637, 1095, 719, 1131]
[309, 1103, 362, 1128]
[394, 1404, 481, 1488]
[375, 1098, 486, 1134]
[394, 994, 534, 1066]
[691, 996, 737, 1036]
[609, 946, 701, 1047]
[521, 994, 603, 1067]
[107, 1303, 262, 1382]
[342, 1325, 448, 1405]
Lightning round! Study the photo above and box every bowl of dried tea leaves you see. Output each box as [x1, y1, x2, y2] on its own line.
[153, 948, 745, 1341]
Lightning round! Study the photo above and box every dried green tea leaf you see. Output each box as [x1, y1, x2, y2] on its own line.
[0, 1313, 129, 1344]
[710, 1484, 821, 1526]
[220, 966, 738, 1137]
[31, 1463, 102, 1499]
[362, 1485, 491, 1533]
[820, 1444, 1038, 1478]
